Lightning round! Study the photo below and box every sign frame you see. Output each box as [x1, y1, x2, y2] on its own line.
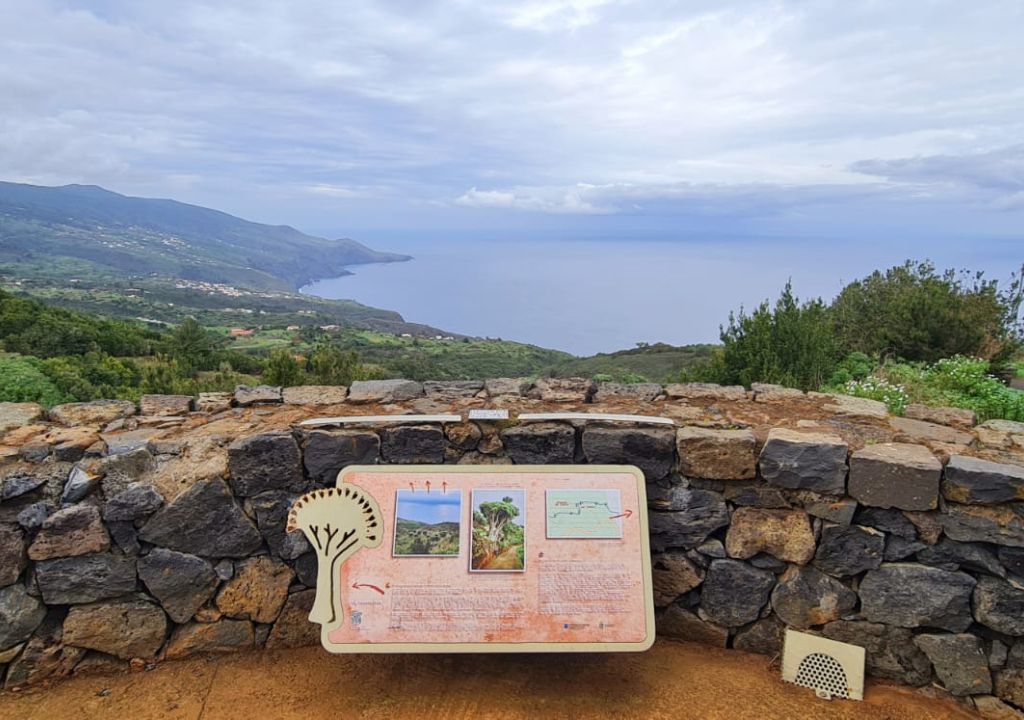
[293, 464, 655, 654]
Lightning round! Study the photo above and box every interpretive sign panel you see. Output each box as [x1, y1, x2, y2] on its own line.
[287, 465, 654, 653]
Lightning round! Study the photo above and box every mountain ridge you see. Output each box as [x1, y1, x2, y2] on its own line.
[0, 180, 410, 291]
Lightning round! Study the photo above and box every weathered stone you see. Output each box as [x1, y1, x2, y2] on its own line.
[101, 428, 161, 456]
[423, 380, 484, 399]
[347, 379, 423, 404]
[49, 400, 136, 427]
[72, 651, 128, 676]
[860, 563, 975, 632]
[63, 599, 167, 660]
[444, 422, 481, 451]
[725, 508, 816, 564]
[905, 404, 977, 429]
[501, 423, 575, 464]
[0, 583, 45, 650]
[147, 438, 184, 456]
[96, 448, 156, 497]
[0, 402, 44, 432]
[676, 427, 756, 480]
[822, 394, 889, 419]
[942, 504, 1024, 547]
[914, 633, 992, 696]
[758, 428, 848, 495]
[164, 620, 254, 659]
[53, 428, 100, 462]
[593, 383, 664, 403]
[651, 551, 705, 607]
[656, 605, 728, 646]
[484, 378, 528, 397]
[139, 394, 192, 416]
[974, 694, 1023, 720]
[60, 465, 101, 504]
[890, 417, 974, 446]
[302, 429, 379, 483]
[214, 559, 234, 582]
[854, 507, 917, 538]
[999, 547, 1024, 577]
[849, 443, 941, 511]
[822, 620, 933, 686]
[699, 559, 775, 628]
[805, 498, 858, 526]
[381, 424, 445, 464]
[734, 616, 785, 656]
[266, 589, 319, 649]
[250, 491, 310, 560]
[813, 524, 884, 576]
[770, 566, 857, 629]
[751, 383, 805, 402]
[28, 504, 109, 560]
[1, 468, 47, 501]
[3, 634, 83, 689]
[665, 383, 746, 401]
[581, 426, 675, 480]
[983, 420, 1024, 434]
[974, 577, 1024, 636]
[748, 554, 788, 572]
[292, 552, 317, 588]
[696, 539, 726, 558]
[138, 548, 219, 623]
[19, 442, 51, 462]
[0, 523, 26, 586]
[904, 511, 943, 545]
[281, 385, 348, 405]
[138, 478, 262, 558]
[648, 488, 729, 551]
[227, 432, 305, 496]
[943, 456, 1024, 505]
[107, 521, 140, 555]
[35, 554, 137, 604]
[528, 377, 596, 403]
[457, 451, 513, 465]
[101, 482, 163, 522]
[917, 538, 1005, 577]
[16, 502, 51, 531]
[233, 385, 282, 405]
[884, 536, 928, 561]
[0, 642, 24, 664]
[721, 484, 790, 508]
[196, 392, 232, 413]
[216, 555, 294, 623]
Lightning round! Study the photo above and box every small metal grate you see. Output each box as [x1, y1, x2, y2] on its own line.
[794, 652, 849, 700]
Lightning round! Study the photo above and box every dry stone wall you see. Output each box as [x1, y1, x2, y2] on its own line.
[2, 380, 1024, 710]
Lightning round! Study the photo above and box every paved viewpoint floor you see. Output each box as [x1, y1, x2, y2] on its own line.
[0, 641, 977, 720]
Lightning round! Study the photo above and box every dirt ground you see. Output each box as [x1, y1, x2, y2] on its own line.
[0, 640, 979, 720]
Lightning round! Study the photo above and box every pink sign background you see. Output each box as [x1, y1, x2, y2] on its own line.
[327, 468, 652, 649]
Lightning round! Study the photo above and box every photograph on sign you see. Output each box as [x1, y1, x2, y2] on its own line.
[545, 488, 624, 539]
[392, 489, 462, 557]
[470, 488, 526, 572]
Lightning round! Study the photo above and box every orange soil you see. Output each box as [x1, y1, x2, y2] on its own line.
[0, 640, 977, 720]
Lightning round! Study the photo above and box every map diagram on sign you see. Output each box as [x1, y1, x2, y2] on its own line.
[545, 489, 624, 539]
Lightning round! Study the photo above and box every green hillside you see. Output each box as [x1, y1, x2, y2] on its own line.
[551, 342, 718, 383]
[0, 181, 409, 291]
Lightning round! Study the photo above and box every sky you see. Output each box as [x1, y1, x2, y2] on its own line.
[394, 489, 462, 524]
[2, 0, 1024, 246]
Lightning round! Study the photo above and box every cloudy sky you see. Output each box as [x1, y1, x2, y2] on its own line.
[2, 0, 1023, 244]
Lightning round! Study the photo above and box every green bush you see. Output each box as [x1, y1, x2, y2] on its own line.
[39, 352, 142, 402]
[0, 354, 67, 406]
[264, 348, 304, 386]
[310, 344, 363, 385]
[832, 261, 1022, 365]
[712, 282, 841, 391]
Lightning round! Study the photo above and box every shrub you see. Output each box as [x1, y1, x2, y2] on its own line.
[832, 261, 1023, 365]
[713, 282, 841, 391]
[311, 344, 363, 385]
[0, 354, 67, 406]
[264, 348, 304, 386]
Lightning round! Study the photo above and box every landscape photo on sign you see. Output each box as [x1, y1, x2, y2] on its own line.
[470, 488, 526, 572]
[392, 489, 462, 557]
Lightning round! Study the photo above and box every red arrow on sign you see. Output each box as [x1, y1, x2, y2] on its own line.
[425, 480, 431, 493]
[409, 482, 415, 492]
[442, 481, 448, 494]
[352, 582, 385, 595]
[609, 509, 634, 520]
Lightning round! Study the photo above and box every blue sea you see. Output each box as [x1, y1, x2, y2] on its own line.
[302, 237, 1019, 356]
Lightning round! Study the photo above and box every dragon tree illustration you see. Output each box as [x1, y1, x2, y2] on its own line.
[287, 484, 383, 633]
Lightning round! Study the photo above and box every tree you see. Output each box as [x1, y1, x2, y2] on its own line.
[477, 496, 519, 545]
[264, 347, 303, 386]
[832, 261, 1023, 365]
[287, 486, 383, 631]
[715, 281, 840, 390]
[170, 317, 218, 375]
[311, 343, 363, 385]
